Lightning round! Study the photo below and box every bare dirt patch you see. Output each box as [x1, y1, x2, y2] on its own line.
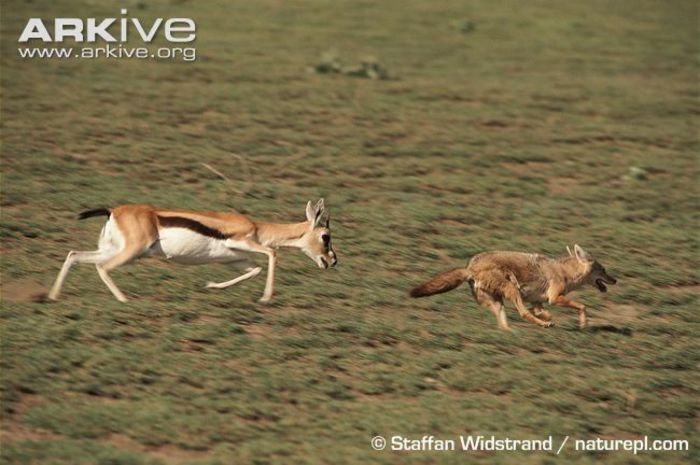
[547, 176, 579, 195]
[0, 421, 60, 443]
[237, 312, 303, 341]
[1, 279, 48, 303]
[595, 304, 639, 326]
[501, 161, 552, 178]
[657, 284, 700, 295]
[107, 434, 211, 465]
[1, 394, 57, 444]
[245, 323, 274, 340]
[191, 314, 226, 326]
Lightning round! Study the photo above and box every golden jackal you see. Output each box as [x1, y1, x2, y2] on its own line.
[410, 244, 616, 330]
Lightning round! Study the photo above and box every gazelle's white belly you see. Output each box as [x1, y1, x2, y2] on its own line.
[150, 228, 251, 265]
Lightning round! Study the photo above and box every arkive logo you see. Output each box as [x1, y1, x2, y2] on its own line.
[16, 9, 197, 62]
[18, 9, 196, 43]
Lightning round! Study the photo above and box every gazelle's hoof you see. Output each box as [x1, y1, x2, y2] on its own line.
[205, 282, 219, 289]
[258, 296, 272, 304]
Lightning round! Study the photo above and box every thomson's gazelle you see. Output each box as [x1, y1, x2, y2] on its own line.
[48, 199, 337, 303]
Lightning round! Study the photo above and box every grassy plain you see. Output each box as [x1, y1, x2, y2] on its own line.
[1, 0, 698, 464]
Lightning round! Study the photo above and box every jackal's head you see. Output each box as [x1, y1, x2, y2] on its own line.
[567, 244, 617, 292]
[301, 199, 337, 269]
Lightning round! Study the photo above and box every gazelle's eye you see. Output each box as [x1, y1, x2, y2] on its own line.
[321, 234, 331, 245]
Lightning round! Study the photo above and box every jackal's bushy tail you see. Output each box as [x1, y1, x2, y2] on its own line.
[409, 268, 470, 298]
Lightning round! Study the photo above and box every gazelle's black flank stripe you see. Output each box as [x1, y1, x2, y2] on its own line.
[157, 215, 231, 240]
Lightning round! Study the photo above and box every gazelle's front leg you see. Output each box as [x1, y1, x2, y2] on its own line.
[260, 250, 277, 302]
[224, 239, 277, 302]
[206, 266, 262, 289]
[96, 265, 128, 302]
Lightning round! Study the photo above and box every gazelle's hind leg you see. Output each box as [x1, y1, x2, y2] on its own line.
[94, 243, 153, 302]
[206, 264, 263, 289]
[472, 287, 510, 331]
[49, 244, 148, 302]
[48, 251, 109, 300]
[50, 206, 160, 302]
[95, 265, 128, 302]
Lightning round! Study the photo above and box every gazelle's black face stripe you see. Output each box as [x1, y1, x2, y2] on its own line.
[157, 216, 230, 240]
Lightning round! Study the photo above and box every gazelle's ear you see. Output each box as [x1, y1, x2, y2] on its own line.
[566, 245, 574, 257]
[315, 199, 325, 220]
[574, 244, 592, 263]
[318, 210, 329, 228]
[305, 201, 315, 223]
[311, 198, 326, 227]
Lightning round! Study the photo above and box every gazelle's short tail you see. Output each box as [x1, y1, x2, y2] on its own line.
[78, 208, 111, 220]
[409, 268, 470, 298]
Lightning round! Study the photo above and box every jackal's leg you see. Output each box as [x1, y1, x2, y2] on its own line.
[473, 288, 510, 331]
[206, 266, 262, 289]
[531, 304, 552, 322]
[552, 295, 587, 329]
[503, 285, 553, 328]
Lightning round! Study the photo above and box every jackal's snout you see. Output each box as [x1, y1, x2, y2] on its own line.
[594, 269, 617, 293]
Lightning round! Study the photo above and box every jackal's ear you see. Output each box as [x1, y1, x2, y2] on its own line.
[566, 246, 574, 257]
[573, 244, 592, 263]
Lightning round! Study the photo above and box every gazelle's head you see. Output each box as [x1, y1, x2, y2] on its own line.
[301, 199, 337, 269]
[566, 244, 617, 292]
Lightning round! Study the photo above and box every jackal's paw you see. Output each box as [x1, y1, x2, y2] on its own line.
[536, 310, 553, 321]
[542, 321, 554, 328]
